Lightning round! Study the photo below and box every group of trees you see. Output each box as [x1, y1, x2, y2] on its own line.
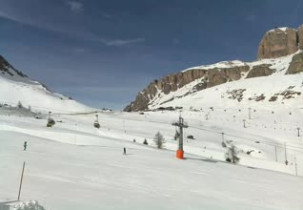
[135, 132, 166, 149]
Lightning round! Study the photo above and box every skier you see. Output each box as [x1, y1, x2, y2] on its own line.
[23, 141, 27, 151]
[123, 147, 126, 155]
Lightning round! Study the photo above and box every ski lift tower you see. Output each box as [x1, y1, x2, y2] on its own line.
[172, 115, 188, 159]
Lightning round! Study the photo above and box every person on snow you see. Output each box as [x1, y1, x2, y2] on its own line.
[23, 141, 27, 151]
[123, 147, 126, 155]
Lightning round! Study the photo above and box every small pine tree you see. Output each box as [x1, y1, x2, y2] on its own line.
[225, 144, 240, 164]
[17, 101, 23, 109]
[143, 139, 148, 145]
[154, 131, 165, 149]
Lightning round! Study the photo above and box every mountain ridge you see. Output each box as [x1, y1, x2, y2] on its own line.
[0, 55, 93, 114]
[124, 26, 303, 112]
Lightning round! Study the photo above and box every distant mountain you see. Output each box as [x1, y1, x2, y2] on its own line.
[125, 26, 303, 112]
[0, 55, 93, 113]
[0, 55, 30, 82]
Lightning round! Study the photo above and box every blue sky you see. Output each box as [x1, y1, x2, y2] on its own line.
[0, 0, 303, 110]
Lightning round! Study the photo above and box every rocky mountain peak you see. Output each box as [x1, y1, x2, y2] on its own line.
[257, 25, 303, 59]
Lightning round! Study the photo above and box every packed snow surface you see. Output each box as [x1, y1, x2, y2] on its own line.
[0, 107, 303, 210]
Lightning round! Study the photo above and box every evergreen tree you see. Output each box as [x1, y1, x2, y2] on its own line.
[17, 101, 23, 109]
[225, 144, 240, 164]
[154, 131, 165, 149]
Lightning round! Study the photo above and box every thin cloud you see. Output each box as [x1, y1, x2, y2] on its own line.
[100, 38, 146, 46]
[0, 10, 145, 47]
[0, 10, 63, 33]
[0, 11, 32, 26]
[67, 1, 83, 13]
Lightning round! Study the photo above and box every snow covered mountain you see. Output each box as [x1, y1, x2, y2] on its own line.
[125, 27, 303, 112]
[1, 26, 303, 210]
[0, 55, 93, 113]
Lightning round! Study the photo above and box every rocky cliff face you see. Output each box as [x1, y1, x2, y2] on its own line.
[124, 61, 283, 112]
[298, 25, 303, 50]
[124, 69, 207, 111]
[257, 28, 298, 59]
[125, 26, 303, 112]
[257, 26, 303, 59]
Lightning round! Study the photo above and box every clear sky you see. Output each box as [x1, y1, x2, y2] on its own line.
[0, 0, 303, 110]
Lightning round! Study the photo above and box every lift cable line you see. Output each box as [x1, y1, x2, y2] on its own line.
[104, 115, 303, 154]
[2, 99, 302, 153]
[188, 125, 303, 153]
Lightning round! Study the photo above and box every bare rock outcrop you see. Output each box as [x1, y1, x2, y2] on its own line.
[257, 28, 298, 59]
[206, 66, 250, 88]
[124, 69, 207, 111]
[124, 66, 250, 112]
[246, 64, 274, 78]
[286, 51, 303, 74]
[298, 25, 303, 49]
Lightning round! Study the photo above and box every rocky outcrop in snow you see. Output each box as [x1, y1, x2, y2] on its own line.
[246, 64, 274, 78]
[257, 25, 303, 59]
[124, 61, 290, 111]
[124, 69, 207, 111]
[287, 52, 303, 74]
[257, 27, 298, 59]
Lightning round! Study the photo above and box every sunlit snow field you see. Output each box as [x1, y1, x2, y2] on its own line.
[0, 107, 303, 210]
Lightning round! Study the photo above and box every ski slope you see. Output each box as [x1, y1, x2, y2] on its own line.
[0, 108, 303, 209]
[0, 76, 93, 114]
[0, 56, 93, 114]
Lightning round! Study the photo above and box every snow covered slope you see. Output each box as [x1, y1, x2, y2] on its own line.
[0, 55, 93, 114]
[0, 109, 303, 209]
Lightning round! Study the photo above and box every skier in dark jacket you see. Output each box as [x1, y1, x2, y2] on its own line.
[123, 147, 126, 155]
[23, 141, 27, 151]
